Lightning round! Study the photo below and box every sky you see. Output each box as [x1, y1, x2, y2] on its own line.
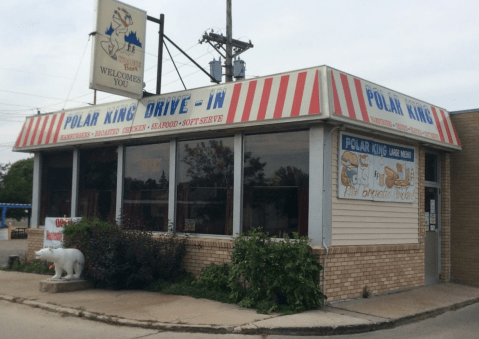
[1, 0, 478, 164]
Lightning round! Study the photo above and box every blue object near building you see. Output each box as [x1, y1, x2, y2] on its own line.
[0, 203, 32, 229]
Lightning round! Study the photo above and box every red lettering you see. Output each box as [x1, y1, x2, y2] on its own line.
[55, 218, 71, 228]
[46, 231, 63, 241]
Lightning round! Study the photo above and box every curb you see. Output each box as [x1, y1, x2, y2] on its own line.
[1, 293, 478, 336]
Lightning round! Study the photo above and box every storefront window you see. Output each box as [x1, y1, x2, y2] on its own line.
[40, 151, 73, 224]
[243, 131, 309, 237]
[176, 137, 234, 235]
[425, 153, 438, 182]
[78, 147, 117, 221]
[123, 143, 169, 231]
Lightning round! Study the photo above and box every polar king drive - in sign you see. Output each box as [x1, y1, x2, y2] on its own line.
[14, 66, 460, 152]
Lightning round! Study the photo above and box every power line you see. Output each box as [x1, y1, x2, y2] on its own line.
[0, 89, 90, 105]
[0, 103, 38, 110]
[63, 39, 90, 108]
[0, 66, 88, 82]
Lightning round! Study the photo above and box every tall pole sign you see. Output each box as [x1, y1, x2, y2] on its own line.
[90, 0, 147, 99]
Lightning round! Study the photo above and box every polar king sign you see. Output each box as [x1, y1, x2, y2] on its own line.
[90, 0, 147, 99]
[13, 66, 460, 152]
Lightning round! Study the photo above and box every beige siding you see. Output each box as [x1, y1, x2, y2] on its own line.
[331, 131, 419, 246]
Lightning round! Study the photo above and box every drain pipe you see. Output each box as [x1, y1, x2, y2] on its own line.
[322, 125, 343, 304]
[321, 238, 329, 305]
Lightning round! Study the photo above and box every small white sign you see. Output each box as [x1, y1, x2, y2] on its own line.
[90, 0, 147, 99]
[429, 213, 436, 225]
[0, 229, 8, 241]
[430, 200, 436, 214]
[44, 218, 81, 248]
[424, 212, 430, 226]
[184, 219, 196, 232]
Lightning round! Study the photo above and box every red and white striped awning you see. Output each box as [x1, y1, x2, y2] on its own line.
[329, 68, 461, 148]
[13, 65, 461, 152]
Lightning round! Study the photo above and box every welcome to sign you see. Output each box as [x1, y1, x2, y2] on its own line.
[90, 0, 147, 99]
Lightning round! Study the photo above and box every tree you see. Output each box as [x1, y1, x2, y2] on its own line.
[0, 158, 33, 220]
[0, 163, 11, 186]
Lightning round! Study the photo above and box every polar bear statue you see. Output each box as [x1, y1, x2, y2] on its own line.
[35, 248, 85, 281]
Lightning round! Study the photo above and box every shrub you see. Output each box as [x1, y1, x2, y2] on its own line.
[228, 228, 325, 313]
[62, 217, 187, 290]
[192, 228, 325, 314]
[192, 263, 231, 293]
[148, 272, 233, 304]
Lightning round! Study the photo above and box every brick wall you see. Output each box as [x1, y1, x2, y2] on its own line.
[179, 240, 425, 301]
[440, 152, 451, 282]
[314, 244, 424, 301]
[450, 112, 479, 287]
[182, 238, 234, 277]
[26, 228, 44, 260]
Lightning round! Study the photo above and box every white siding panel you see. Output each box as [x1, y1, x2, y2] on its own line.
[333, 238, 418, 246]
[331, 131, 419, 246]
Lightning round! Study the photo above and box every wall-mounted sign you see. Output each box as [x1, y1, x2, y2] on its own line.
[90, 0, 147, 99]
[338, 133, 415, 203]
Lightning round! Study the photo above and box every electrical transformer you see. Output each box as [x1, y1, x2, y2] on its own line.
[209, 58, 222, 83]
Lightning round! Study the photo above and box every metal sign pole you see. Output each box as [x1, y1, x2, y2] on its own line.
[147, 14, 165, 95]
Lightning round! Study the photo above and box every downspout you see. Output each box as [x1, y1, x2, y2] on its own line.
[322, 125, 342, 304]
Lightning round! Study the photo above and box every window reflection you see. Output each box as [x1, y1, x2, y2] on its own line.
[78, 147, 117, 221]
[243, 131, 309, 237]
[40, 151, 73, 224]
[123, 143, 169, 231]
[425, 153, 438, 182]
[176, 137, 234, 235]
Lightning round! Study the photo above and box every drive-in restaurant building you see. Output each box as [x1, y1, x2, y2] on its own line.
[14, 65, 461, 301]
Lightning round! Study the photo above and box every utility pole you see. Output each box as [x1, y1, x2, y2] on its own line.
[199, 0, 253, 83]
[225, 0, 233, 83]
[157, 14, 165, 94]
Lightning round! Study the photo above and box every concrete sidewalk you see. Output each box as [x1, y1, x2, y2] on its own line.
[0, 271, 478, 336]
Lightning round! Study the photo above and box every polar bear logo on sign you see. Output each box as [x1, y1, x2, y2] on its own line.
[101, 7, 134, 60]
[35, 248, 85, 280]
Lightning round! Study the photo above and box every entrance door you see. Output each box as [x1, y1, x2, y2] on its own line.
[424, 153, 441, 285]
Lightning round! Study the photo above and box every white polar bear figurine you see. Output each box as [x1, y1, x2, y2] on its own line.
[35, 248, 85, 281]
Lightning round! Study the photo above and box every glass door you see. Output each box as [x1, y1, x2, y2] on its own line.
[424, 153, 441, 285]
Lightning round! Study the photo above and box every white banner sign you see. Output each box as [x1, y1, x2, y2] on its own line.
[0, 229, 7, 241]
[43, 217, 81, 248]
[338, 133, 415, 203]
[90, 0, 147, 99]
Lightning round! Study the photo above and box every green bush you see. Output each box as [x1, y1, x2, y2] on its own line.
[148, 273, 233, 304]
[192, 263, 231, 293]
[193, 228, 325, 314]
[63, 217, 187, 290]
[0, 257, 54, 275]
